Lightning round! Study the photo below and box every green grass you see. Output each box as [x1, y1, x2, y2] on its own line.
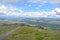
[3, 26, 60, 40]
[0, 21, 24, 34]
[0, 26, 17, 34]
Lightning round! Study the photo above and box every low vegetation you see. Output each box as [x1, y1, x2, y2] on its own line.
[0, 20, 60, 40]
[3, 26, 60, 40]
[0, 26, 17, 34]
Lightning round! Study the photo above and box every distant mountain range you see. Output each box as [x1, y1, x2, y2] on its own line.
[0, 15, 60, 21]
[0, 15, 60, 30]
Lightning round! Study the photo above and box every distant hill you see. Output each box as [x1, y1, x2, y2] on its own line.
[0, 16, 60, 29]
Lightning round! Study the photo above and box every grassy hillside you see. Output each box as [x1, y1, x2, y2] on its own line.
[0, 26, 17, 34]
[0, 20, 60, 40]
[3, 26, 60, 40]
[0, 20, 26, 34]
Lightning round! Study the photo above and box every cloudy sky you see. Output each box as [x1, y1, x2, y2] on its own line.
[0, 0, 60, 18]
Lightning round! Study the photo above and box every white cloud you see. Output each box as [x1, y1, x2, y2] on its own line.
[23, 8, 60, 18]
[28, 0, 60, 4]
[0, 0, 60, 4]
[24, 12, 42, 17]
[19, 0, 58, 4]
[53, 8, 60, 12]
[0, 5, 24, 16]
[0, 5, 60, 18]
[0, 0, 21, 3]
[52, 8, 60, 15]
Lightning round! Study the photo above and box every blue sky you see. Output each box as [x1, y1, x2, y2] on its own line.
[15, 2, 57, 12]
[3, 1, 58, 12]
[0, 0, 60, 18]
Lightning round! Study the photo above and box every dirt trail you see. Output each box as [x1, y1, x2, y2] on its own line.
[0, 27, 20, 40]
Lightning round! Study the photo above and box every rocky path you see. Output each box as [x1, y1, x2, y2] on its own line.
[0, 27, 20, 40]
